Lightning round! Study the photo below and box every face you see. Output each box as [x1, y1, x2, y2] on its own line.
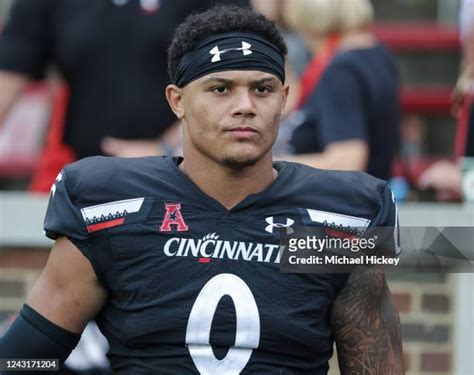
[167, 70, 289, 168]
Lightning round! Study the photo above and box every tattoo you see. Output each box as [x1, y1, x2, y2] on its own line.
[330, 266, 404, 374]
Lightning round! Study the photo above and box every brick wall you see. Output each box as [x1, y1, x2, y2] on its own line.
[1, 249, 457, 374]
[0, 248, 48, 332]
[389, 273, 455, 375]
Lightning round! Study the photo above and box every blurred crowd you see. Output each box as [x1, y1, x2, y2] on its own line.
[0, 0, 473, 202]
[417, 0, 474, 200]
[0, 0, 249, 192]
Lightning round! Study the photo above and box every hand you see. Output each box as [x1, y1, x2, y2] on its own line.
[101, 137, 162, 157]
[417, 160, 462, 201]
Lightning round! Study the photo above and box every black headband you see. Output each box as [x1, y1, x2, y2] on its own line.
[172, 32, 285, 87]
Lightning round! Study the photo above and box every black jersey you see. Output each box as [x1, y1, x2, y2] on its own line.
[43, 156, 398, 374]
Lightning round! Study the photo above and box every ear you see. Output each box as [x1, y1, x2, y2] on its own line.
[281, 83, 290, 115]
[166, 84, 185, 119]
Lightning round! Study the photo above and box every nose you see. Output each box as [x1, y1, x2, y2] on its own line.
[230, 89, 257, 118]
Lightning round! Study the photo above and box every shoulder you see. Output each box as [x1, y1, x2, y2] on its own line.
[330, 43, 396, 74]
[278, 162, 391, 220]
[62, 156, 173, 204]
[318, 55, 363, 91]
[325, 51, 360, 73]
[6, 0, 57, 16]
[284, 161, 387, 196]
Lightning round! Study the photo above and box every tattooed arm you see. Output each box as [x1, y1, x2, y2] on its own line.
[329, 266, 404, 374]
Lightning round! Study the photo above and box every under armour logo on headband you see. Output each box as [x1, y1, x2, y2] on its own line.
[173, 32, 285, 87]
[209, 41, 253, 63]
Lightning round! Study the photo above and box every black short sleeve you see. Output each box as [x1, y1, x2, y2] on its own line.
[0, 0, 54, 79]
[369, 184, 401, 257]
[43, 168, 92, 259]
[315, 63, 368, 147]
[43, 163, 117, 289]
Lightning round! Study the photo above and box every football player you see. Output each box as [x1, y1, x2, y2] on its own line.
[0, 5, 404, 374]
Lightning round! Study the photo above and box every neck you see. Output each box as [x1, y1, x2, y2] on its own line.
[180, 148, 277, 210]
[305, 34, 329, 55]
[339, 29, 376, 50]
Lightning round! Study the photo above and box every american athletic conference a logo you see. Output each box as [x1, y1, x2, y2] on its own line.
[209, 41, 252, 62]
[160, 203, 189, 232]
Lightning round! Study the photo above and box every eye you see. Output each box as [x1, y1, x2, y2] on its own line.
[255, 86, 272, 95]
[212, 86, 229, 94]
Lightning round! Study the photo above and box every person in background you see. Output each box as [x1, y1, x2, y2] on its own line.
[0, 0, 249, 192]
[272, 0, 339, 155]
[249, 0, 310, 79]
[418, 0, 474, 200]
[276, 0, 401, 181]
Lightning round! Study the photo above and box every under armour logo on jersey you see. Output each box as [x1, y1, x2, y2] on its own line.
[209, 41, 252, 63]
[50, 171, 63, 198]
[265, 217, 294, 234]
[160, 203, 189, 232]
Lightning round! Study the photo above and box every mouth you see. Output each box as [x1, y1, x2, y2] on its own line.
[226, 126, 259, 140]
[228, 126, 258, 132]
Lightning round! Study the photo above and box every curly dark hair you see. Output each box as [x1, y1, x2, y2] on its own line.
[167, 4, 287, 81]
